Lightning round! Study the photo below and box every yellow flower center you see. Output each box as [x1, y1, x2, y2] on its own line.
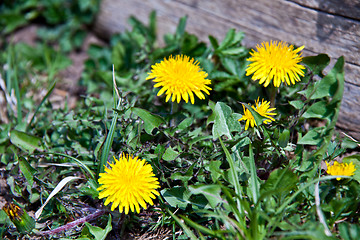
[97, 155, 160, 214]
[146, 55, 211, 104]
[246, 41, 305, 87]
[238, 98, 276, 130]
[326, 161, 356, 180]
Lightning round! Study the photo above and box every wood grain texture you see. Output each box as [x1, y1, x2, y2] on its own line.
[289, 0, 360, 20]
[94, 0, 360, 138]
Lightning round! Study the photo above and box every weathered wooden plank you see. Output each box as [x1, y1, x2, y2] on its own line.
[338, 82, 360, 138]
[94, 0, 360, 138]
[177, 0, 360, 65]
[289, 0, 360, 21]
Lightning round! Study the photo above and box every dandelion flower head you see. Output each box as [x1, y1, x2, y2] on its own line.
[246, 41, 306, 87]
[238, 98, 276, 130]
[326, 161, 356, 181]
[97, 154, 160, 214]
[146, 55, 211, 104]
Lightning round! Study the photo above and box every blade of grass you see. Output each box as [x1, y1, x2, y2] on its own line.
[248, 142, 259, 203]
[8, 45, 23, 124]
[167, 209, 198, 240]
[33, 152, 96, 181]
[98, 65, 121, 175]
[206, 210, 246, 239]
[180, 214, 227, 238]
[220, 184, 245, 228]
[98, 101, 121, 175]
[35, 176, 82, 219]
[315, 181, 332, 236]
[219, 138, 243, 218]
[27, 81, 56, 130]
[268, 175, 352, 236]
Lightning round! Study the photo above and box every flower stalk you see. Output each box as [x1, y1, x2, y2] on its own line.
[38, 209, 106, 236]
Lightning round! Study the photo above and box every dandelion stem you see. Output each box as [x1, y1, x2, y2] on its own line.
[269, 85, 277, 108]
[170, 101, 178, 127]
[38, 209, 106, 236]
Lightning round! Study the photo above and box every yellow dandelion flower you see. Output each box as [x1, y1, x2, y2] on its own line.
[238, 98, 276, 130]
[146, 55, 212, 104]
[97, 154, 160, 214]
[246, 41, 306, 87]
[326, 161, 356, 181]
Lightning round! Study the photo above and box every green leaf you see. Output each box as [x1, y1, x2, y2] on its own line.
[221, 47, 247, 56]
[170, 163, 195, 187]
[303, 101, 336, 121]
[342, 155, 360, 183]
[297, 127, 325, 145]
[1, 13, 28, 34]
[260, 168, 298, 198]
[0, 124, 10, 144]
[206, 160, 222, 182]
[289, 100, 305, 110]
[309, 57, 344, 157]
[212, 102, 241, 139]
[175, 16, 187, 40]
[148, 10, 157, 44]
[310, 57, 344, 100]
[216, 29, 243, 53]
[302, 54, 330, 76]
[131, 107, 165, 135]
[175, 117, 193, 132]
[163, 147, 179, 161]
[189, 184, 223, 208]
[278, 129, 290, 148]
[19, 157, 37, 187]
[298, 56, 343, 102]
[208, 35, 219, 49]
[189, 136, 213, 148]
[233, 31, 245, 45]
[207, 100, 216, 125]
[161, 187, 190, 210]
[217, 29, 235, 51]
[111, 42, 125, 69]
[328, 56, 345, 103]
[181, 33, 206, 55]
[84, 214, 112, 240]
[278, 225, 338, 240]
[221, 57, 237, 76]
[339, 222, 360, 240]
[210, 71, 233, 79]
[80, 179, 99, 199]
[154, 144, 166, 158]
[341, 135, 360, 149]
[7, 176, 21, 197]
[10, 130, 44, 153]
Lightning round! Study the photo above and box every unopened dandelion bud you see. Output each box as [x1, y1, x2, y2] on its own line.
[3, 203, 35, 233]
